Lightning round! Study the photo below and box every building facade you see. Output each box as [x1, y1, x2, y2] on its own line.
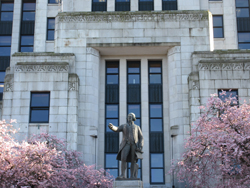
[1, 0, 250, 187]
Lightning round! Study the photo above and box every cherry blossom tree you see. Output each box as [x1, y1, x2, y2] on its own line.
[171, 91, 250, 188]
[0, 121, 113, 188]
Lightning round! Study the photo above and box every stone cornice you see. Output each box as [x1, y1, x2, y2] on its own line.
[15, 63, 69, 73]
[58, 11, 208, 23]
[198, 61, 250, 71]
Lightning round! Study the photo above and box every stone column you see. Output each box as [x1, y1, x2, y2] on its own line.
[131, 0, 139, 11]
[11, 0, 22, 55]
[67, 74, 79, 150]
[34, 0, 47, 52]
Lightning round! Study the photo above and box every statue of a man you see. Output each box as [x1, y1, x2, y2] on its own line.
[108, 113, 144, 179]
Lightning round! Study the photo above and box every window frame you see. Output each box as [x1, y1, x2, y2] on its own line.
[29, 92, 50, 123]
[105, 61, 119, 179]
[47, 18, 55, 41]
[213, 15, 224, 38]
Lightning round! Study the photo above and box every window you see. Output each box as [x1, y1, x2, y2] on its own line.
[0, 36, 11, 56]
[30, 93, 50, 123]
[47, 18, 55, 40]
[0, 2, 14, 21]
[20, 35, 34, 52]
[115, 0, 130, 11]
[162, 0, 177, 10]
[149, 61, 164, 184]
[105, 61, 119, 178]
[236, 0, 249, 17]
[218, 90, 238, 105]
[20, 1, 36, 52]
[139, 0, 154, 11]
[213, 15, 224, 38]
[92, 0, 107, 11]
[22, 3, 36, 21]
[48, 0, 59, 3]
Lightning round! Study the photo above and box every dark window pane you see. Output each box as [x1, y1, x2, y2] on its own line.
[236, 0, 249, 7]
[0, 36, 11, 46]
[238, 33, 250, 42]
[150, 119, 162, 132]
[49, 0, 60, 3]
[31, 93, 50, 107]
[107, 62, 119, 73]
[48, 19, 55, 29]
[134, 119, 140, 127]
[149, 63, 161, 73]
[106, 169, 118, 178]
[140, 0, 153, 1]
[0, 47, 11, 56]
[21, 36, 34, 45]
[128, 104, 140, 118]
[93, 0, 107, 2]
[47, 30, 54, 40]
[213, 16, 223, 27]
[20, 47, 33, 52]
[30, 110, 49, 122]
[107, 75, 118, 84]
[239, 43, 250, 49]
[128, 75, 140, 84]
[151, 169, 164, 183]
[236, 8, 249, 17]
[23, 3, 36, 11]
[1, 3, 14, 11]
[128, 62, 140, 73]
[22, 12, 35, 21]
[151, 154, 163, 167]
[106, 154, 118, 168]
[0, 72, 6, 82]
[150, 74, 161, 84]
[106, 105, 118, 118]
[214, 28, 223, 38]
[106, 119, 118, 132]
[1, 12, 13, 21]
[150, 105, 162, 118]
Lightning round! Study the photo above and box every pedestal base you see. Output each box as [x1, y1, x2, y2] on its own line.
[113, 180, 143, 188]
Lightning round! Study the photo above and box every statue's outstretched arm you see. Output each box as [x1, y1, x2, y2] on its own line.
[108, 123, 123, 132]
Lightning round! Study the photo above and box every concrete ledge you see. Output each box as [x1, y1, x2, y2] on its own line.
[113, 180, 143, 188]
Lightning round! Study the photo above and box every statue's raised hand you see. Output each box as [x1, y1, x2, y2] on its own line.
[108, 123, 113, 129]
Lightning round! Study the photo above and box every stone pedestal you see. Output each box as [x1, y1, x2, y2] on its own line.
[113, 180, 143, 188]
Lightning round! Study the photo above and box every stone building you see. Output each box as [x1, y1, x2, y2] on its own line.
[0, 0, 250, 187]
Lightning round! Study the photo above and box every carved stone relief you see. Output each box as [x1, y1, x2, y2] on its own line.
[59, 13, 207, 23]
[15, 65, 69, 73]
[198, 62, 247, 71]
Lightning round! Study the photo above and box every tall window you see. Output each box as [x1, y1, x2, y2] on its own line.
[162, 0, 177, 10]
[105, 61, 119, 178]
[236, 0, 250, 49]
[20, 1, 36, 52]
[47, 18, 55, 40]
[139, 0, 153, 11]
[127, 61, 142, 179]
[0, 1, 14, 99]
[115, 0, 130, 11]
[213, 15, 224, 38]
[30, 92, 50, 123]
[149, 61, 164, 184]
[92, 0, 107, 11]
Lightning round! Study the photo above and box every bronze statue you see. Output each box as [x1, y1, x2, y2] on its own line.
[108, 113, 144, 179]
